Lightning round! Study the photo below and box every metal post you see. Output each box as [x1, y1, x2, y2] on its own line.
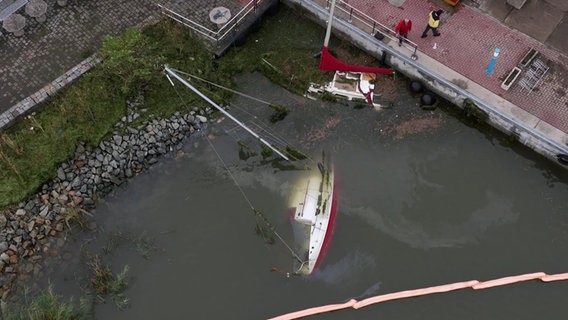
[323, 0, 337, 47]
[411, 46, 418, 61]
[164, 66, 290, 161]
[486, 48, 500, 75]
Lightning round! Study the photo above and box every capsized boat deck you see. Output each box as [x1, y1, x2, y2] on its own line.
[307, 71, 382, 109]
[290, 159, 336, 275]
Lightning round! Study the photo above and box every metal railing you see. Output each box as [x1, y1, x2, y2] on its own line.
[158, 0, 418, 58]
[158, 0, 271, 52]
[320, 0, 418, 59]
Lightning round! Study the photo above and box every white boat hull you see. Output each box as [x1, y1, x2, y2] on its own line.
[290, 160, 337, 275]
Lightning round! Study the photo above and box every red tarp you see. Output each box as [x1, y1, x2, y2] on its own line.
[319, 46, 392, 74]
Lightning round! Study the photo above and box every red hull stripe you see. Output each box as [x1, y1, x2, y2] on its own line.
[311, 171, 338, 273]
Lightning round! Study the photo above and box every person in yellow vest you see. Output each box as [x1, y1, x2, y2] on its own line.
[421, 9, 443, 38]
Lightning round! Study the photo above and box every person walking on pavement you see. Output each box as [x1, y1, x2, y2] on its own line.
[395, 18, 412, 46]
[421, 9, 443, 38]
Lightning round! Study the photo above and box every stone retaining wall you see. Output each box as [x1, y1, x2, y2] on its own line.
[0, 95, 212, 300]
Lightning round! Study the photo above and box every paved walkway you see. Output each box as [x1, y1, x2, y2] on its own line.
[345, 0, 568, 139]
[0, 0, 157, 112]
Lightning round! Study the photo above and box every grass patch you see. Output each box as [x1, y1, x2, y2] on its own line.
[0, 76, 126, 207]
[2, 285, 90, 320]
[87, 254, 129, 310]
[87, 254, 115, 295]
[62, 206, 93, 231]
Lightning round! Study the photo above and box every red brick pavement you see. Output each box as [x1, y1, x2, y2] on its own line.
[339, 0, 568, 134]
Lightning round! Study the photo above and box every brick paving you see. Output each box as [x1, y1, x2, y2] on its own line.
[0, 0, 157, 111]
[344, 0, 568, 135]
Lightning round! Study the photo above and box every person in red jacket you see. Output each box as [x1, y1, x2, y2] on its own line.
[395, 19, 412, 46]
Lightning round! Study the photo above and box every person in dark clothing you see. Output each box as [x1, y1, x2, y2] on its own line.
[395, 19, 412, 46]
[421, 9, 443, 38]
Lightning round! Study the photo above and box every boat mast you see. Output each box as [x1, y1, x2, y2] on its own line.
[164, 66, 290, 161]
[323, 0, 338, 47]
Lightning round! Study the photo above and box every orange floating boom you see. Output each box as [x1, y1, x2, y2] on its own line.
[268, 271, 568, 320]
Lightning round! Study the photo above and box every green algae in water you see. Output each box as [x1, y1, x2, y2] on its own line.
[261, 144, 274, 158]
[238, 141, 257, 160]
[463, 98, 489, 123]
[269, 104, 289, 123]
[285, 146, 307, 160]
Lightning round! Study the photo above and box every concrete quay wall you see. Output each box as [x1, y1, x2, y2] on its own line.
[285, 0, 568, 167]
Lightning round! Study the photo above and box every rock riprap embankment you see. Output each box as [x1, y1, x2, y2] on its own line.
[0, 96, 212, 298]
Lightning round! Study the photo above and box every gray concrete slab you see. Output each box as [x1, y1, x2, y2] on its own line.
[478, 0, 512, 22]
[543, 0, 568, 12]
[547, 16, 568, 53]
[505, 0, 563, 42]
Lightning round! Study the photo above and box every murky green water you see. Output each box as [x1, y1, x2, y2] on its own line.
[35, 72, 568, 319]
